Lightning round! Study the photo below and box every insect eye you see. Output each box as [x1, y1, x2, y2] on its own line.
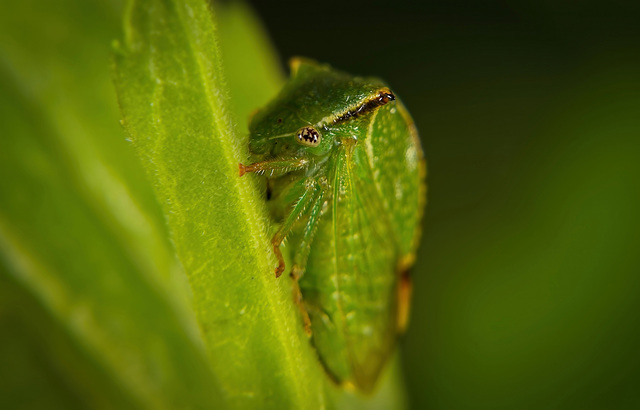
[296, 126, 321, 147]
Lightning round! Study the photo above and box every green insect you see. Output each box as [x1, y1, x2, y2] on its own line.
[240, 58, 426, 393]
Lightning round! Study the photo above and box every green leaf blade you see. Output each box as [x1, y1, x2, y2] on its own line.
[0, 0, 224, 407]
[114, 0, 327, 408]
[0, 71, 224, 409]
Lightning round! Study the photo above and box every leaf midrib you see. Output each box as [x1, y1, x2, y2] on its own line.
[171, 2, 312, 407]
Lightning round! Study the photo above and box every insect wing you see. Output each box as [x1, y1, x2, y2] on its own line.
[300, 140, 398, 392]
[366, 101, 425, 262]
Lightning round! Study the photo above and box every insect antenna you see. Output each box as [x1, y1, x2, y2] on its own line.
[267, 131, 295, 140]
[296, 112, 315, 127]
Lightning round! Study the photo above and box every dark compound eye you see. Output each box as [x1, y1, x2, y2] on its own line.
[296, 126, 321, 147]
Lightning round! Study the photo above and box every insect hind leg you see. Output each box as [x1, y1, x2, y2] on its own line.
[291, 177, 327, 281]
[396, 268, 413, 333]
[271, 177, 323, 277]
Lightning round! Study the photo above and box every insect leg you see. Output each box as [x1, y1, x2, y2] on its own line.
[238, 157, 308, 177]
[271, 178, 322, 277]
[396, 269, 413, 333]
[289, 183, 327, 336]
[291, 177, 327, 280]
[291, 279, 312, 336]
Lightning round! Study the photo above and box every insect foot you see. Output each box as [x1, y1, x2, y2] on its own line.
[271, 235, 286, 278]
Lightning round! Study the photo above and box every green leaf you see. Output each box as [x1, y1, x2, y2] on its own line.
[0, 0, 223, 408]
[113, 0, 329, 408]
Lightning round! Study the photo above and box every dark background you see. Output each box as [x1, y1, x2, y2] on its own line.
[248, 1, 640, 408]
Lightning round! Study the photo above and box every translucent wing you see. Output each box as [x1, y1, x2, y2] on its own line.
[300, 141, 398, 392]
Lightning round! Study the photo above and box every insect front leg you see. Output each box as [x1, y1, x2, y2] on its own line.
[238, 157, 309, 177]
[271, 177, 323, 277]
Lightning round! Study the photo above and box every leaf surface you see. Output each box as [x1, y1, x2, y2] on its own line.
[113, 0, 328, 407]
[0, 0, 222, 408]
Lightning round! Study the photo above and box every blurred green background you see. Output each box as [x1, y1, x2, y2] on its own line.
[1, 0, 639, 408]
[247, 0, 640, 408]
